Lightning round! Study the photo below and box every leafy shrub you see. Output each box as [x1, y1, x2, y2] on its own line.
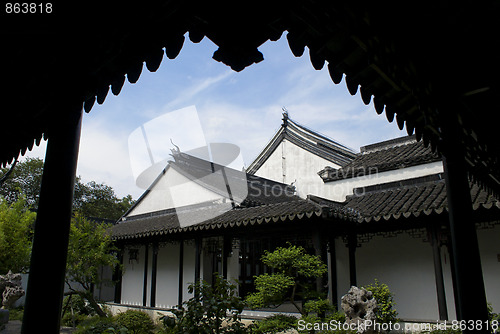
[74, 316, 128, 334]
[250, 314, 298, 334]
[62, 312, 89, 327]
[245, 244, 327, 315]
[161, 275, 247, 334]
[363, 279, 398, 323]
[63, 294, 96, 316]
[115, 310, 155, 334]
[303, 299, 335, 316]
[61, 294, 96, 327]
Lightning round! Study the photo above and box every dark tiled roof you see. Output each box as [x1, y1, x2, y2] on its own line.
[170, 152, 296, 207]
[112, 173, 500, 240]
[339, 177, 500, 223]
[319, 136, 441, 182]
[112, 198, 322, 240]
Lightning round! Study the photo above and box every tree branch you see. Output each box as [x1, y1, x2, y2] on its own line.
[0, 157, 18, 188]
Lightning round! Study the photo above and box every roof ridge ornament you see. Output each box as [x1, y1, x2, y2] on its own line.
[282, 107, 289, 127]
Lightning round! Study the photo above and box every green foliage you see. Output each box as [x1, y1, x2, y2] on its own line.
[245, 273, 295, 308]
[260, 244, 327, 278]
[249, 314, 298, 334]
[303, 299, 335, 316]
[0, 196, 35, 274]
[73, 178, 135, 221]
[246, 243, 328, 315]
[63, 294, 96, 316]
[0, 157, 43, 208]
[62, 313, 89, 328]
[61, 294, 97, 327]
[362, 279, 398, 323]
[115, 310, 155, 334]
[161, 275, 247, 334]
[74, 316, 129, 334]
[7, 307, 24, 321]
[66, 214, 121, 317]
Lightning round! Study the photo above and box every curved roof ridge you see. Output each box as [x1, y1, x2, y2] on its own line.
[247, 111, 356, 174]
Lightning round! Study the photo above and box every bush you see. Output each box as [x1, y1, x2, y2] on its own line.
[363, 279, 398, 324]
[250, 314, 298, 334]
[62, 312, 89, 328]
[115, 310, 155, 334]
[161, 275, 247, 334]
[74, 316, 128, 334]
[61, 294, 96, 327]
[303, 299, 335, 316]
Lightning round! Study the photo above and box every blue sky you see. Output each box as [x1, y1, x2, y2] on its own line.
[26, 34, 405, 199]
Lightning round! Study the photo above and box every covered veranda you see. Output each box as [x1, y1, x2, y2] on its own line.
[1, 2, 500, 333]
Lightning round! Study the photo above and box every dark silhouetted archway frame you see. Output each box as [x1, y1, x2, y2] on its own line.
[1, 2, 498, 333]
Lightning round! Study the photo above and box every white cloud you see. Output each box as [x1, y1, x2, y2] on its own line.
[77, 117, 141, 198]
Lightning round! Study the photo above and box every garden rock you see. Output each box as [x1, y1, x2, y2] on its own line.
[0, 271, 25, 309]
[341, 286, 377, 333]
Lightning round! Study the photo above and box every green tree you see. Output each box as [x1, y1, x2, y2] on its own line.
[0, 157, 43, 208]
[73, 179, 135, 220]
[0, 196, 36, 274]
[65, 214, 121, 317]
[245, 243, 328, 315]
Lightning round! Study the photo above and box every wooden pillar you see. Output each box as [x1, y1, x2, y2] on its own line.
[222, 235, 232, 279]
[113, 245, 124, 304]
[22, 106, 83, 334]
[194, 237, 201, 298]
[312, 226, 328, 294]
[142, 244, 149, 307]
[150, 242, 158, 307]
[441, 111, 488, 331]
[328, 236, 338, 310]
[348, 232, 357, 287]
[178, 240, 184, 306]
[429, 225, 448, 320]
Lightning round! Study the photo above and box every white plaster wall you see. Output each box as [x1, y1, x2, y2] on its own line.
[128, 167, 224, 216]
[227, 246, 240, 290]
[356, 233, 439, 321]
[323, 161, 444, 202]
[156, 243, 180, 308]
[253, 139, 342, 198]
[121, 245, 146, 306]
[477, 225, 500, 313]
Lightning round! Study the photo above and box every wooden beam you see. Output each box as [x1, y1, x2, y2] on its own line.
[348, 232, 357, 287]
[142, 244, 149, 307]
[113, 245, 124, 304]
[178, 240, 184, 306]
[328, 236, 339, 310]
[22, 106, 83, 334]
[441, 111, 488, 332]
[150, 242, 158, 307]
[194, 237, 201, 298]
[222, 236, 231, 279]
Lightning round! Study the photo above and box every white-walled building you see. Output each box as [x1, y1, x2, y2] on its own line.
[110, 113, 500, 322]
